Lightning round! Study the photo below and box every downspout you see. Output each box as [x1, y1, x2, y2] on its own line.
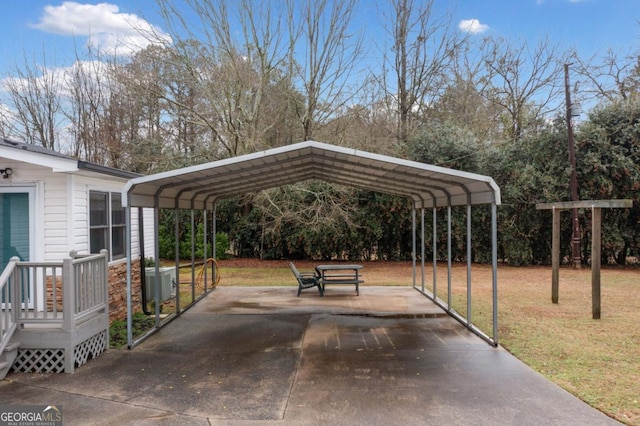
[138, 207, 151, 315]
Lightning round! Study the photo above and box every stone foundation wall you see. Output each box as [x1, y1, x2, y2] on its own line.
[45, 276, 63, 312]
[108, 260, 142, 323]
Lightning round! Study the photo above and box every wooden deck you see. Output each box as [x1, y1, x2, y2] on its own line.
[0, 251, 109, 377]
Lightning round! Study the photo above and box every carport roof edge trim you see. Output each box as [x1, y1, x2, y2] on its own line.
[122, 140, 501, 209]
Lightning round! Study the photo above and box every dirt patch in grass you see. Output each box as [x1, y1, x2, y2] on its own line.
[207, 259, 640, 425]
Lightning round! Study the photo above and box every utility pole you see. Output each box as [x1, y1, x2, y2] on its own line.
[564, 63, 581, 269]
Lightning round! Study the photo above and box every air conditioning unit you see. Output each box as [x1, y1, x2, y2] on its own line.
[144, 267, 176, 302]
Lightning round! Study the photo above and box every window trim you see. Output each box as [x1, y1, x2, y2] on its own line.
[89, 190, 126, 261]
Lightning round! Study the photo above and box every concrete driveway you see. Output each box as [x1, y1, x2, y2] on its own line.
[0, 287, 620, 425]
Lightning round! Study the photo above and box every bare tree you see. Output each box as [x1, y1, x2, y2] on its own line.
[377, 0, 464, 148]
[482, 36, 565, 142]
[292, 0, 364, 141]
[255, 181, 361, 258]
[428, 39, 501, 144]
[62, 44, 169, 171]
[0, 104, 16, 139]
[156, 0, 295, 158]
[63, 51, 110, 162]
[570, 49, 640, 104]
[3, 54, 61, 149]
[155, 41, 207, 162]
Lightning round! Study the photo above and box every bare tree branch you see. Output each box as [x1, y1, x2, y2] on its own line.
[482, 36, 565, 141]
[3, 53, 62, 149]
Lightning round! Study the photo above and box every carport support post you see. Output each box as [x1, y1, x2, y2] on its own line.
[466, 202, 472, 325]
[412, 208, 417, 287]
[174, 206, 181, 313]
[447, 206, 452, 309]
[432, 207, 437, 298]
[191, 208, 196, 302]
[154, 196, 161, 325]
[203, 209, 208, 291]
[491, 200, 498, 344]
[552, 207, 560, 303]
[421, 208, 425, 292]
[125, 204, 133, 348]
[592, 206, 601, 319]
[212, 204, 217, 263]
[211, 204, 217, 291]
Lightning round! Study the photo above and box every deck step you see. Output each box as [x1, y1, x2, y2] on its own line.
[4, 342, 20, 352]
[0, 341, 20, 380]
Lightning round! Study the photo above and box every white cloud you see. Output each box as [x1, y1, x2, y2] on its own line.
[0, 102, 16, 123]
[1, 60, 112, 101]
[31, 2, 171, 56]
[0, 101, 20, 140]
[458, 19, 490, 35]
[0, 60, 112, 149]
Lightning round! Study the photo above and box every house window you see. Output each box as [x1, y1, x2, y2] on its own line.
[90, 191, 125, 260]
[111, 193, 125, 259]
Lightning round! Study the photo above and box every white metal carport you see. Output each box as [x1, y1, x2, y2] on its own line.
[123, 141, 501, 347]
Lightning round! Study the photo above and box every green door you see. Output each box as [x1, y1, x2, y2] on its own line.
[0, 192, 30, 270]
[1, 190, 32, 305]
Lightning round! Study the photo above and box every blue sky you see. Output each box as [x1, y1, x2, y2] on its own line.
[451, 0, 639, 55]
[0, 0, 638, 80]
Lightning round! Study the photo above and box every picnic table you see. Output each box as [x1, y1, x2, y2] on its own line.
[315, 264, 363, 295]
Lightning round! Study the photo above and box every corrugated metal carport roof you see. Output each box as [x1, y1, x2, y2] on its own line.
[123, 141, 501, 210]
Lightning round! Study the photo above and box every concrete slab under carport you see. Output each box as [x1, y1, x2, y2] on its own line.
[0, 287, 620, 425]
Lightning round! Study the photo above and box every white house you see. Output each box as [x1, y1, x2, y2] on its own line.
[0, 138, 154, 376]
[0, 138, 153, 272]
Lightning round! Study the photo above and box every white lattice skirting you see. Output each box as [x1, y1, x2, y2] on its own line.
[12, 348, 65, 373]
[12, 331, 108, 374]
[75, 331, 107, 367]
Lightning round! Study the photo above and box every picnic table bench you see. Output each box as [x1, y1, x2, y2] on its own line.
[290, 262, 364, 296]
[290, 262, 324, 296]
[315, 264, 363, 296]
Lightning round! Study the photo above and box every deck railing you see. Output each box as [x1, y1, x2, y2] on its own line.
[0, 250, 109, 351]
[0, 258, 19, 354]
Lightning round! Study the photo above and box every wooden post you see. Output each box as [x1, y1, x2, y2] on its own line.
[62, 256, 76, 373]
[551, 208, 560, 304]
[536, 200, 631, 319]
[591, 207, 602, 319]
[62, 257, 75, 333]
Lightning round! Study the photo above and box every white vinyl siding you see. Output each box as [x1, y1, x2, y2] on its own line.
[43, 175, 69, 261]
[1, 155, 152, 264]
